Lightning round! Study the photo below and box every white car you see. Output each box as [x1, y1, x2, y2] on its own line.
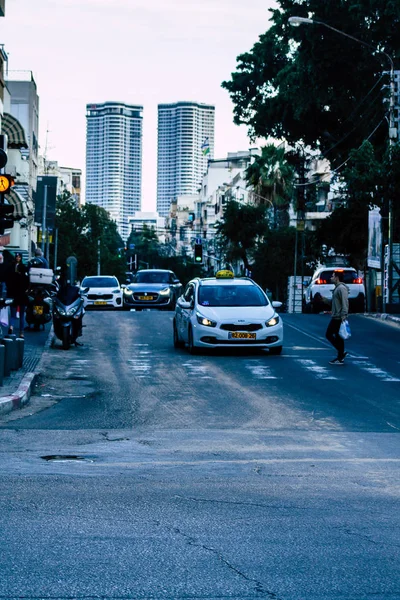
[80, 276, 123, 309]
[173, 270, 283, 354]
[303, 266, 365, 313]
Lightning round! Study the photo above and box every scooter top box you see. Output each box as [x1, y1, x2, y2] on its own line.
[29, 268, 54, 285]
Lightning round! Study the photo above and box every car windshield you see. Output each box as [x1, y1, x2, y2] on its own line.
[82, 277, 119, 288]
[135, 271, 170, 283]
[198, 284, 268, 307]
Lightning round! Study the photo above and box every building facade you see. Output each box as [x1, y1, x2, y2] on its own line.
[39, 158, 82, 207]
[85, 101, 143, 240]
[157, 101, 215, 217]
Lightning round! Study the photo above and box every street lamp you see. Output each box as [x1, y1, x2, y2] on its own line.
[289, 15, 397, 311]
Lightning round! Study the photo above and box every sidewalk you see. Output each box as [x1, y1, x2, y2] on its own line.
[364, 312, 400, 327]
[0, 324, 52, 416]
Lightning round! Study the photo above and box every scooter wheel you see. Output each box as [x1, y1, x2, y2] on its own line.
[62, 327, 70, 350]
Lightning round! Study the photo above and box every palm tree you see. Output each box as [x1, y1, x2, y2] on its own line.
[245, 144, 295, 228]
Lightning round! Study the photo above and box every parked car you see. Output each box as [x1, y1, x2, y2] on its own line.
[303, 266, 365, 313]
[123, 269, 182, 310]
[173, 270, 283, 354]
[80, 276, 123, 309]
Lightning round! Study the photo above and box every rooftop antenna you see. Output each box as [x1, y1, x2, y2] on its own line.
[43, 124, 54, 173]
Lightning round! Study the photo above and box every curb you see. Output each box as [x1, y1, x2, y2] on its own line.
[364, 313, 400, 326]
[0, 372, 37, 415]
[0, 326, 54, 417]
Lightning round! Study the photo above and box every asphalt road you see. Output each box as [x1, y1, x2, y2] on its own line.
[0, 311, 399, 600]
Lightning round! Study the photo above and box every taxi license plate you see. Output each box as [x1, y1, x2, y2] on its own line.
[33, 305, 44, 315]
[139, 296, 152, 301]
[94, 300, 107, 305]
[229, 332, 256, 340]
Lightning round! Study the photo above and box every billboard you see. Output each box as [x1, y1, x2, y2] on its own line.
[367, 206, 382, 269]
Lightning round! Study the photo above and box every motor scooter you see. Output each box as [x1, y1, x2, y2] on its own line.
[52, 285, 88, 350]
[25, 284, 54, 330]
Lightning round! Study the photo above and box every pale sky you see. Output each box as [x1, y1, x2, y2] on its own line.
[1, 0, 276, 211]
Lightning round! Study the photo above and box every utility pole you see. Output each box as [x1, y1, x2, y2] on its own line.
[41, 185, 47, 252]
[97, 239, 101, 276]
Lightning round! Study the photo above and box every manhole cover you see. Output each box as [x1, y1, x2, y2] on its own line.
[41, 455, 94, 463]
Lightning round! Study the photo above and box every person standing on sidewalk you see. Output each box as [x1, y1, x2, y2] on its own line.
[7, 253, 29, 338]
[326, 270, 349, 365]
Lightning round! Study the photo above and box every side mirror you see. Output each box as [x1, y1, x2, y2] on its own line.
[272, 301, 283, 309]
[121, 284, 126, 289]
[173, 279, 180, 284]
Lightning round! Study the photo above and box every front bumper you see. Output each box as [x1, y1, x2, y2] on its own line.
[85, 295, 122, 309]
[123, 294, 173, 309]
[192, 322, 283, 348]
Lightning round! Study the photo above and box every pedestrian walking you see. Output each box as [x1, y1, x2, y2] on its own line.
[32, 247, 49, 269]
[8, 253, 29, 337]
[325, 270, 349, 365]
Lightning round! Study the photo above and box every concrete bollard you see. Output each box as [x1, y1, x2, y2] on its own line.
[4, 334, 19, 371]
[0, 338, 14, 377]
[16, 337, 24, 369]
[0, 345, 4, 386]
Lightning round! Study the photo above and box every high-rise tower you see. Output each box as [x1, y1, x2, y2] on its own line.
[157, 101, 215, 216]
[85, 101, 143, 240]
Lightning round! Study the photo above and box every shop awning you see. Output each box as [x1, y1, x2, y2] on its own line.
[1, 112, 28, 149]
[7, 188, 29, 219]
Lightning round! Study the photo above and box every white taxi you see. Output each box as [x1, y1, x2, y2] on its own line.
[173, 270, 283, 354]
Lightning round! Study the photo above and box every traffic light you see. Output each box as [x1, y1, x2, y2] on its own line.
[194, 243, 203, 263]
[0, 134, 8, 169]
[0, 204, 14, 235]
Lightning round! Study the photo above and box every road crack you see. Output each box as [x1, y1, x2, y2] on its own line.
[153, 521, 282, 599]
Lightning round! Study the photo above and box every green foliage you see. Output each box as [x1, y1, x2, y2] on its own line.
[215, 200, 269, 269]
[223, 0, 400, 169]
[54, 194, 126, 281]
[126, 224, 160, 269]
[252, 227, 296, 301]
[245, 143, 295, 227]
[313, 204, 369, 270]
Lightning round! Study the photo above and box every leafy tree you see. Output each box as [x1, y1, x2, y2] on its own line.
[54, 194, 126, 281]
[223, 1, 400, 265]
[126, 224, 160, 269]
[215, 200, 269, 271]
[222, 0, 400, 169]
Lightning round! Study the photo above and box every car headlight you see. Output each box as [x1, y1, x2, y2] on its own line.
[124, 289, 133, 295]
[159, 287, 171, 296]
[266, 315, 280, 327]
[112, 289, 121, 294]
[196, 313, 217, 327]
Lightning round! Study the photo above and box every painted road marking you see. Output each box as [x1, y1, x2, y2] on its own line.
[352, 360, 400, 382]
[296, 359, 339, 380]
[245, 361, 279, 379]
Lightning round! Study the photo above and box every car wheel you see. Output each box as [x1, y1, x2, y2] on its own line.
[173, 320, 185, 349]
[188, 327, 198, 355]
[269, 346, 282, 356]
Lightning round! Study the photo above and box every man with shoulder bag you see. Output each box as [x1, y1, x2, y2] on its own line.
[325, 270, 349, 365]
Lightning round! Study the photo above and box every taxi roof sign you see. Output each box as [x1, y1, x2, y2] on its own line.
[215, 269, 234, 279]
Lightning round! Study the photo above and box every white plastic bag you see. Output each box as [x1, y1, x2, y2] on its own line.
[0, 306, 8, 327]
[339, 319, 351, 340]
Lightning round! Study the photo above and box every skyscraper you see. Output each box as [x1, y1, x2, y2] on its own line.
[85, 101, 143, 240]
[157, 101, 215, 216]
